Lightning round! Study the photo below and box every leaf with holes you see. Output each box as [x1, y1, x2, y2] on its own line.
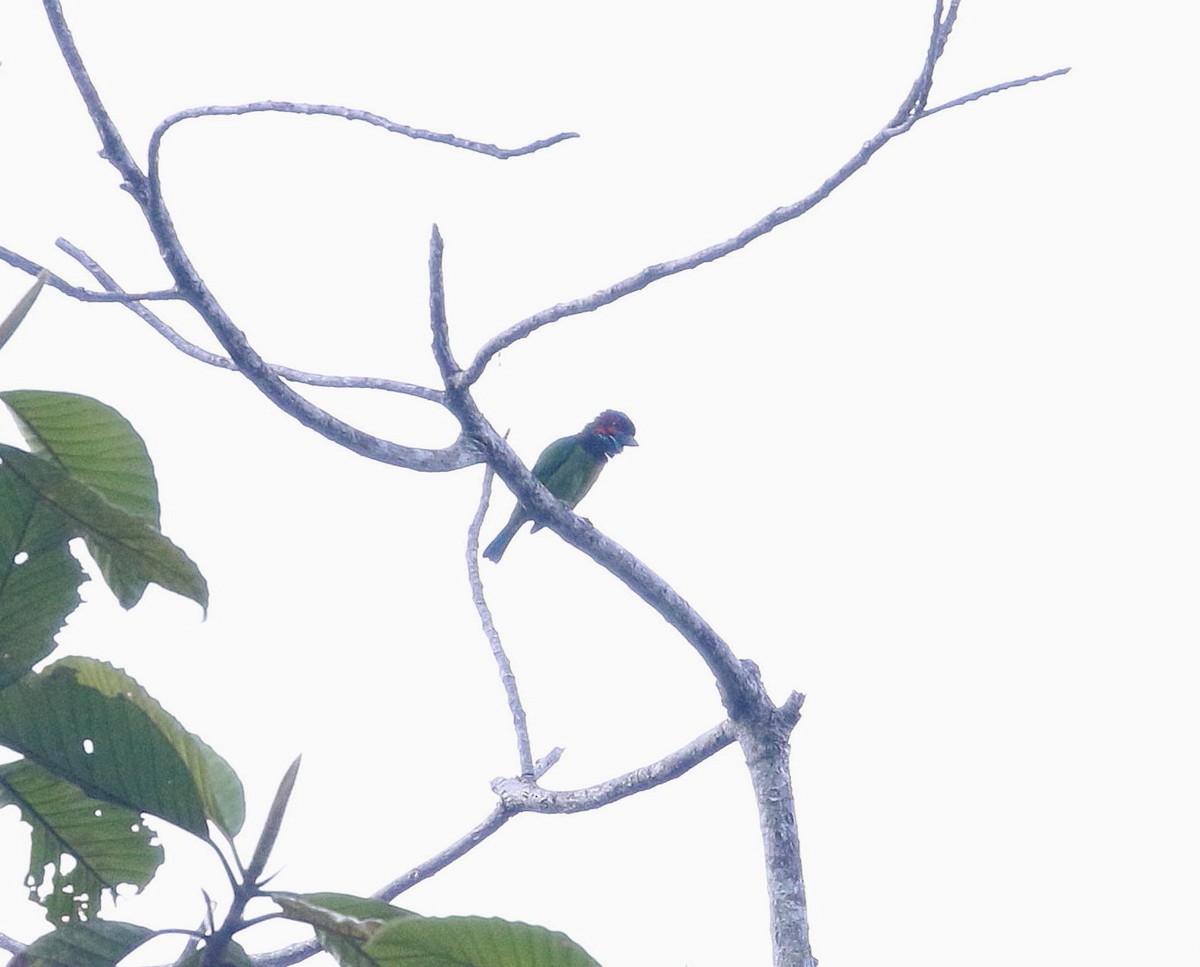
[0, 444, 206, 613]
[0, 657, 244, 838]
[1, 390, 164, 609]
[0, 760, 163, 923]
[0, 466, 84, 689]
[8, 920, 152, 967]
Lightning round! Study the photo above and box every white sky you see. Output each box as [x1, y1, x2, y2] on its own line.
[1, 1, 1196, 965]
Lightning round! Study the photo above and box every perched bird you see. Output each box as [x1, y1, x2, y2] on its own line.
[483, 409, 638, 562]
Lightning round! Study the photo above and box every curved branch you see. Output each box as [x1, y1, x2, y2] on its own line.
[464, 13, 1069, 383]
[35, 0, 554, 472]
[451, 390, 762, 715]
[41, 33, 468, 471]
[147, 103, 576, 200]
[428, 228, 763, 715]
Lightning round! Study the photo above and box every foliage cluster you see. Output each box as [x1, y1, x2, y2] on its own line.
[0, 281, 599, 967]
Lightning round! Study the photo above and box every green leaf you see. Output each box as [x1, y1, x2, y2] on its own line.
[0, 444, 207, 613]
[0, 760, 163, 924]
[0, 273, 46, 355]
[0, 391, 161, 522]
[0, 467, 85, 688]
[273, 892, 418, 967]
[0, 657, 244, 838]
[8, 920, 152, 967]
[174, 938, 252, 967]
[245, 758, 302, 884]
[1, 390, 163, 609]
[364, 916, 603, 967]
[275, 897, 602, 967]
[275, 890, 414, 936]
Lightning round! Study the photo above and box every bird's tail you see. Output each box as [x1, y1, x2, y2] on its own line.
[482, 516, 525, 563]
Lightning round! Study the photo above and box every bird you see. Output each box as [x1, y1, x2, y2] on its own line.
[482, 410, 638, 562]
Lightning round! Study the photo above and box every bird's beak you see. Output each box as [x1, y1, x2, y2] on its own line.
[618, 433, 638, 448]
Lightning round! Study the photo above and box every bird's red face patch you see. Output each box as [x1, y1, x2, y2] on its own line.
[589, 410, 636, 438]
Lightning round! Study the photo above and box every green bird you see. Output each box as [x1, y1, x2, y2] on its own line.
[483, 409, 638, 562]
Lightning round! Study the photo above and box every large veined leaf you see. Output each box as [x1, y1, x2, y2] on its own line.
[274, 894, 602, 967]
[0, 391, 160, 521]
[1, 390, 162, 609]
[8, 920, 152, 967]
[174, 938, 252, 967]
[0, 760, 163, 923]
[0, 657, 244, 838]
[0, 467, 85, 688]
[0, 444, 207, 613]
[364, 916, 604, 967]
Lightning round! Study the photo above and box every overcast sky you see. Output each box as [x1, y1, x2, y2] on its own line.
[1, 2, 1196, 966]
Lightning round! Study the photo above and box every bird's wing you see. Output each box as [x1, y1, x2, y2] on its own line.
[529, 434, 577, 481]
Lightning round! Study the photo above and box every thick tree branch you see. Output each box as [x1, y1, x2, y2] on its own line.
[428, 235, 760, 716]
[34, 0, 569, 472]
[3, 7, 1066, 967]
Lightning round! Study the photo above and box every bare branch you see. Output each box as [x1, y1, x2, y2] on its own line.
[35, 0, 539, 471]
[42, 0, 151, 204]
[249, 744, 561, 967]
[889, 0, 960, 128]
[0, 245, 178, 303]
[467, 459, 535, 778]
[490, 693, 803, 814]
[373, 805, 512, 904]
[146, 103, 577, 204]
[922, 67, 1072, 119]
[464, 2, 1067, 384]
[427, 226, 461, 382]
[440, 383, 761, 716]
[56, 240, 445, 403]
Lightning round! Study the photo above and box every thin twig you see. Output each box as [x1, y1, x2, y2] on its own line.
[922, 67, 1071, 118]
[467, 459, 535, 778]
[0, 245, 178, 302]
[146, 103, 576, 209]
[56, 239, 445, 403]
[241, 806, 515, 965]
